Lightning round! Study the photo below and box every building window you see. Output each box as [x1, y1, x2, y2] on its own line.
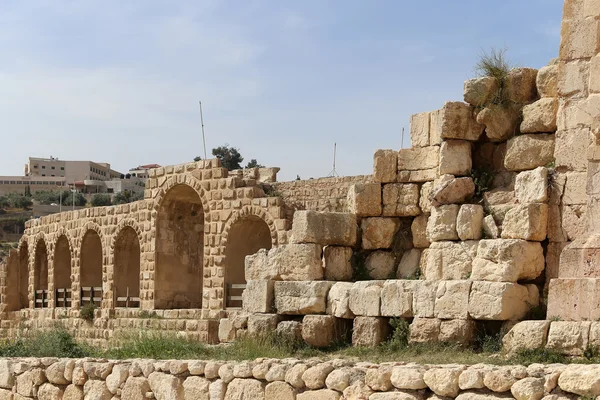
[42, 166, 45, 169]
[61, 167, 64, 170]
[33, 165, 38, 169]
[41, 174, 45, 177]
[51, 166, 55, 170]
[51, 175, 55, 177]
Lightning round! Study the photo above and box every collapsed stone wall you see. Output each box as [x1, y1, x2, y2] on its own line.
[0, 357, 598, 399]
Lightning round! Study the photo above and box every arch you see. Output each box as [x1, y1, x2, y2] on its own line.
[224, 213, 273, 308]
[155, 183, 205, 309]
[114, 225, 141, 308]
[221, 205, 279, 248]
[80, 229, 103, 305]
[153, 175, 210, 215]
[53, 235, 72, 308]
[33, 237, 49, 308]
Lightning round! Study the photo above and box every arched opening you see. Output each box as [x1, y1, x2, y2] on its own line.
[114, 226, 141, 308]
[225, 216, 272, 308]
[80, 230, 103, 306]
[156, 184, 204, 309]
[18, 244, 29, 309]
[34, 239, 48, 308]
[5, 243, 29, 311]
[54, 236, 72, 308]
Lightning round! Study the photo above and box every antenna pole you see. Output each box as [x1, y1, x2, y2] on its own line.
[401, 127, 405, 149]
[327, 142, 339, 177]
[199, 101, 207, 160]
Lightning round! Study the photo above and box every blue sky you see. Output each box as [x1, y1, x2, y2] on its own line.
[0, 0, 563, 181]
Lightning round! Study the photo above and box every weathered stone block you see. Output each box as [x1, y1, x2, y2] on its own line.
[380, 280, 413, 317]
[276, 321, 303, 342]
[468, 282, 539, 320]
[274, 281, 333, 315]
[248, 314, 280, 337]
[477, 105, 521, 142]
[431, 176, 475, 205]
[515, 167, 548, 204]
[482, 215, 499, 239]
[546, 321, 591, 356]
[547, 278, 600, 321]
[419, 181, 433, 213]
[352, 317, 391, 347]
[219, 318, 236, 343]
[361, 217, 400, 249]
[327, 282, 355, 319]
[439, 140, 473, 176]
[464, 76, 499, 107]
[346, 183, 382, 217]
[269, 244, 323, 281]
[291, 211, 357, 246]
[397, 249, 421, 279]
[349, 281, 383, 317]
[242, 280, 274, 313]
[560, 17, 600, 61]
[365, 251, 396, 280]
[501, 204, 548, 241]
[562, 204, 587, 241]
[439, 101, 484, 141]
[563, 172, 587, 205]
[323, 246, 353, 281]
[520, 98, 558, 133]
[409, 318, 441, 344]
[382, 183, 420, 217]
[502, 321, 551, 354]
[421, 241, 477, 281]
[504, 134, 555, 172]
[457, 204, 484, 240]
[246, 249, 278, 281]
[537, 64, 558, 98]
[412, 280, 437, 318]
[374, 150, 398, 183]
[555, 128, 589, 172]
[397, 168, 438, 183]
[410, 112, 430, 147]
[471, 239, 545, 282]
[439, 319, 476, 345]
[505, 68, 538, 103]
[301, 315, 349, 348]
[434, 280, 471, 319]
[397, 146, 440, 171]
[412, 214, 430, 249]
[426, 205, 459, 242]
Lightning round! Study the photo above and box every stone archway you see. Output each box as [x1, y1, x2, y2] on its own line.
[114, 226, 141, 308]
[224, 215, 273, 308]
[34, 239, 48, 308]
[53, 235, 72, 308]
[155, 184, 205, 309]
[80, 229, 103, 306]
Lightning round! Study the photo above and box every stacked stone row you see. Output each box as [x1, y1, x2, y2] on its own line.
[1, 357, 600, 399]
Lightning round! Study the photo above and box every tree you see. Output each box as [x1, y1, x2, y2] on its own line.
[212, 144, 244, 170]
[245, 159, 264, 169]
[33, 190, 62, 205]
[113, 190, 144, 205]
[0, 196, 10, 209]
[193, 156, 202, 162]
[5, 193, 32, 209]
[62, 191, 87, 207]
[24, 185, 32, 197]
[91, 194, 112, 207]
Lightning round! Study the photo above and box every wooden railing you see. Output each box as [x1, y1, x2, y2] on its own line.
[34, 289, 49, 308]
[115, 287, 140, 308]
[55, 288, 72, 308]
[80, 286, 102, 306]
[226, 283, 246, 308]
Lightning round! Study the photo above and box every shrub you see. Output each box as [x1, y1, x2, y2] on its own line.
[138, 310, 162, 319]
[512, 348, 567, 364]
[80, 303, 96, 322]
[384, 318, 410, 351]
[474, 47, 513, 107]
[471, 167, 495, 200]
[0, 328, 92, 358]
[91, 194, 112, 207]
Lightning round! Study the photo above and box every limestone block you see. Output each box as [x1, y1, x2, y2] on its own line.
[468, 282, 539, 320]
[349, 281, 383, 317]
[327, 282, 355, 319]
[457, 204, 484, 240]
[501, 204, 548, 241]
[562, 204, 587, 240]
[439, 319, 476, 345]
[410, 112, 430, 147]
[291, 210, 357, 246]
[458, 369, 485, 390]
[325, 368, 350, 392]
[434, 280, 471, 319]
[546, 321, 591, 356]
[265, 381, 295, 400]
[365, 251, 396, 280]
[374, 150, 398, 183]
[563, 172, 587, 205]
[557, 365, 600, 397]
[520, 98, 558, 133]
[424, 368, 463, 397]
[397, 146, 440, 171]
[183, 376, 210, 400]
[439, 101, 484, 141]
[482, 215, 499, 239]
[346, 183, 382, 217]
[38, 383, 64, 400]
[366, 366, 393, 391]
[464, 76, 499, 107]
[515, 167, 549, 204]
[504, 134, 555, 172]
[429, 108, 443, 145]
[439, 140, 473, 176]
[419, 181, 433, 213]
[412, 215, 430, 249]
[409, 318, 441, 344]
[285, 364, 308, 389]
[301, 315, 348, 348]
[248, 314, 280, 337]
[591, 53, 600, 94]
[505, 68, 538, 103]
[380, 280, 413, 317]
[412, 280, 437, 318]
[269, 244, 323, 281]
[426, 205, 459, 242]
[323, 246, 353, 281]
[421, 241, 477, 281]
[477, 105, 521, 142]
[352, 317, 391, 347]
[242, 280, 274, 313]
[559, 59, 590, 98]
[471, 239, 545, 282]
[537, 65, 558, 98]
[502, 321, 551, 354]
[274, 281, 333, 315]
[276, 321, 303, 341]
[547, 278, 600, 321]
[382, 183, 421, 217]
[361, 217, 400, 249]
[219, 318, 235, 343]
[431, 177, 475, 205]
[225, 379, 265, 400]
[390, 367, 427, 390]
[397, 249, 422, 279]
[297, 389, 341, 400]
[245, 249, 278, 281]
[148, 372, 184, 400]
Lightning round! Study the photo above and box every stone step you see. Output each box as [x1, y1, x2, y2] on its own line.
[547, 278, 600, 321]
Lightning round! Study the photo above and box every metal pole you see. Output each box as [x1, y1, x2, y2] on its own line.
[199, 101, 207, 160]
[333, 143, 337, 172]
[401, 127, 405, 149]
[59, 189, 62, 213]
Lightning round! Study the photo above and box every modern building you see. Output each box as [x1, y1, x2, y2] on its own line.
[128, 164, 161, 180]
[0, 176, 67, 197]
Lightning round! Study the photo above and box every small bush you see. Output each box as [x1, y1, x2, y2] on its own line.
[350, 251, 370, 281]
[384, 318, 410, 351]
[471, 168, 495, 200]
[0, 328, 93, 358]
[475, 48, 511, 81]
[106, 332, 210, 360]
[512, 348, 567, 364]
[584, 344, 599, 360]
[138, 310, 162, 319]
[80, 303, 96, 322]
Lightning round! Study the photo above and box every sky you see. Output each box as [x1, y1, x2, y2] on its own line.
[0, 1, 564, 181]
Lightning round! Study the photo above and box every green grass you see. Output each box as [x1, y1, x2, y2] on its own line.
[0, 327, 94, 358]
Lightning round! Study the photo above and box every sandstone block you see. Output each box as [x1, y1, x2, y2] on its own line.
[477, 105, 521, 142]
[410, 112, 430, 147]
[352, 317, 391, 347]
[347, 183, 382, 217]
[242, 280, 274, 313]
[557, 365, 600, 397]
[424, 368, 463, 397]
[64, 384, 85, 400]
[248, 314, 280, 337]
[39, 383, 64, 400]
[380, 280, 413, 317]
[501, 204, 548, 241]
[327, 282, 355, 319]
[471, 239, 545, 282]
[502, 321, 551, 354]
[361, 217, 400, 249]
[297, 389, 341, 400]
[555, 128, 589, 172]
[325, 368, 351, 392]
[365, 251, 397, 280]
[349, 281, 383, 317]
[412, 215, 430, 249]
[562, 204, 587, 241]
[537, 65, 558, 98]
[431, 177, 475, 205]
[546, 321, 591, 356]
[382, 183, 421, 217]
[302, 315, 349, 348]
[464, 76, 499, 107]
[276, 321, 303, 342]
[245, 249, 278, 281]
[397, 146, 440, 171]
[397, 249, 421, 279]
[483, 368, 517, 393]
[412, 280, 437, 318]
[269, 244, 323, 281]
[505, 134, 555, 172]
[265, 381, 295, 400]
[515, 167, 549, 204]
[439, 319, 476, 345]
[183, 376, 210, 400]
[225, 378, 265, 400]
[434, 280, 471, 319]
[421, 241, 477, 281]
[370, 392, 422, 400]
[564, 172, 587, 205]
[520, 98, 558, 133]
[482, 215, 499, 239]
[426, 205, 459, 242]
[148, 372, 184, 400]
[366, 366, 393, 391]
[547, 278, 600, 321]
[397, 168, 438, 183]
[291, 210, 357, 246]
[506, 68, 538, 103]
[374, 150, 398, 183]
[439, 101, 484, 141]
[323, 246, 353, 281]
[457, 204, 484, 240]
[468, 282, 539, 320]
[439, 140, 473, 176]
[390, 367, 427, 390]
[274, 281, 333, 315]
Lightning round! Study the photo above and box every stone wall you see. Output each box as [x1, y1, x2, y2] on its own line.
[0, 356, 597, 399]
